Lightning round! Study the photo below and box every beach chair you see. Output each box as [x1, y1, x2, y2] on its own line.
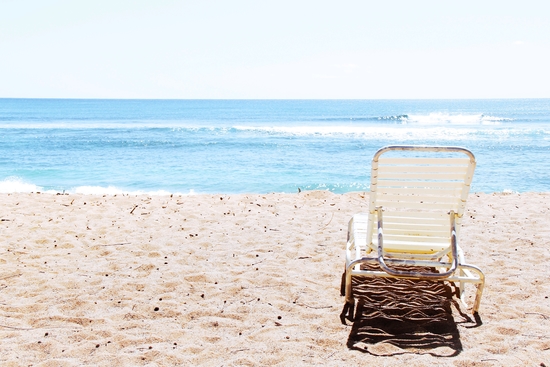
[343, 146, 485, 318]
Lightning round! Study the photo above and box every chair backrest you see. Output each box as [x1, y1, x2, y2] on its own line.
[367, 146, 476, 254]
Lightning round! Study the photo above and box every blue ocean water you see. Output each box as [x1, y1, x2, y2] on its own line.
[0, 99, 549, 194]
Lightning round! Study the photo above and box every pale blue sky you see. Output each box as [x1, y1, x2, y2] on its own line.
[1, 0, 549, 99]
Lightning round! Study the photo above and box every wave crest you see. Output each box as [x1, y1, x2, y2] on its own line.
[0, 177, 44, 193]
[402, 113, 508, 125]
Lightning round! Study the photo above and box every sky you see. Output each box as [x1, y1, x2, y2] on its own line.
[1, 0, 549, 99]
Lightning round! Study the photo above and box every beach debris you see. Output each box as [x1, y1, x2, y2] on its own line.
[95, 242, 130, 247]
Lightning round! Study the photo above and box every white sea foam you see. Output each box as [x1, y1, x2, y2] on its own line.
[403, 113, 507, 125]
[0, 179, 196, 196]
[233, 124, 528, 140]
[73, 186, 193, 196]
[0, 177, 45, 193]
[73, 185, 129, 195]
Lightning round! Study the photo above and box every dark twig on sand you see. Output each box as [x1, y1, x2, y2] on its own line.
[525, 312, 549, 319]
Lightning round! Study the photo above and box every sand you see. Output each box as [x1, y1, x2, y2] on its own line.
[0, 191, 549, 366]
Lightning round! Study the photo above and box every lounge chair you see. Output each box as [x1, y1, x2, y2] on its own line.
[343, 145, 485, 318]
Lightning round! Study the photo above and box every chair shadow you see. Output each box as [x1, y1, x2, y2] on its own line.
[340, 265, 481, 357]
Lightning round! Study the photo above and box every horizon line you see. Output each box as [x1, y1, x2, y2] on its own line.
[1, 97, 549, 101]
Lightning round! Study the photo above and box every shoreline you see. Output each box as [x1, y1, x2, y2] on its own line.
[0, 187, 540, 196]
[1, 191, 549, 365]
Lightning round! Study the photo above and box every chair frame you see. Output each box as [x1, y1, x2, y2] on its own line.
[344, 146, 485, 315]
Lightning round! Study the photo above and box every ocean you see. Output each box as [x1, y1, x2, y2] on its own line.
[0, 99, 549, 195]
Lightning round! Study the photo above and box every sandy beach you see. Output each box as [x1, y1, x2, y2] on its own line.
[0, 191, 549, 366]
